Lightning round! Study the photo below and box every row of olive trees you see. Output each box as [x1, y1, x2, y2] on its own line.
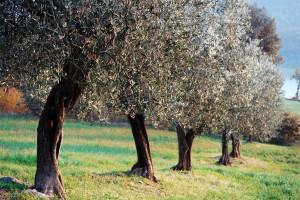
[165, 0, 283, 168]
[0, 0, 283, 198]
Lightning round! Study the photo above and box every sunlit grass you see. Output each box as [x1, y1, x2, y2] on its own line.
[284, 99, 300, 115]
[0, 114, 299, 199]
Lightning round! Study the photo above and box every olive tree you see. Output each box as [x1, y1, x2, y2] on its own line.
[0, 0, 226, 195]
[84, 0, 218, 179]
[196, 1, 283, 165]
[0, 0, 144, 198]
[213, 37, 283, 165]
[162, 0, 283, 167]
[164, 0, 254, 167]
[225, 45, 283, 160]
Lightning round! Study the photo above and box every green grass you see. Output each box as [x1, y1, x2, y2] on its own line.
[0, 114, 299, 199]
[284, 99, 300, 115]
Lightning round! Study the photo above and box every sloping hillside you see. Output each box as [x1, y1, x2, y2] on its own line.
[0, 115, 299, 199]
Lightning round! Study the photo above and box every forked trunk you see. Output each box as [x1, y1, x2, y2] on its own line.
[128, 114, 156, 181]
[218, 130, 231, 166]
[171, 125, 195, 171]
[229, 134, 241, 158]
[171, 125, 188, 170]
[185, 129, 195, 170]
[34, 60, 85, 198]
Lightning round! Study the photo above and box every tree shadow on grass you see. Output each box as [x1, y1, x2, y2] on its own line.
[0, 176, 52, 199]
[92, 171, 128, 178]
[0, 176, 31, 199]
[92, 170, 152, 181]
[0, 176, 30, 191]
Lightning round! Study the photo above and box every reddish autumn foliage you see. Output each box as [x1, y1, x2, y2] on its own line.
[271, 112, 300, 145]
[0, 87, 27, 114]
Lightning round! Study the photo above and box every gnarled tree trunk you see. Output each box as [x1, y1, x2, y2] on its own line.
[171, 125, 195, 171]
[34, 60, 85, 199]
[229, 134, 241, 158]
[128, 114, 156, 181]
[218, 130, 231, 166]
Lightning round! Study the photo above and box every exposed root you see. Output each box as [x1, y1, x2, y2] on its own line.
[218, 155, 231, 166]
[129, 164, 157, 182]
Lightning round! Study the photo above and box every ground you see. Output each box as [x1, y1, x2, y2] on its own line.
[0, 189, 9, 200]
[0, 115, 299, 199]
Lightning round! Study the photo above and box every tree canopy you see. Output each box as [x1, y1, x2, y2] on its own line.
[0, 0, 284, 198]
[249, 4, 282, 63]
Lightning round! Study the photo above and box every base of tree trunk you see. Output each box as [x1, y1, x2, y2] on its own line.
[229, 151, 241, 158]
[230, 135, 241, 158]
[25, 189, 52, 199]
[218, 130, 231, 166]
[218, 155, 231, 166]
[128, 114, 156, 182]
[171, 125, 195, 171]
[34, 170, 65, 199]
[171, 162, 185, 171]
[129, 162, 157, 182]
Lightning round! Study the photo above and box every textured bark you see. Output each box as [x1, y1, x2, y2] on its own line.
[34, 58, 85, 199]
[185, 129, 195, 170]
[171, 125, 189, 170]
[230, 134, 241, 158]
[218, 130, 231, 166]
[128, 114, 156, 181]
[172, 125, 195, 171]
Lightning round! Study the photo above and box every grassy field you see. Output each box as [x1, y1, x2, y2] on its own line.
[284, 99, 300, 115]
[0, 115, 299, 200]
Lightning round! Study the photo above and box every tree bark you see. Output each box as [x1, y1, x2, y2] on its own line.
[247, 135, 253, 143]
[218, 130, 231, 166]
[229, 134, 241, 158]
[34, 59, 85, 198]
[185, 129, 195, 170]
[128, 114, 156, 181]
[171, 125, 195, 171]
[171, 125, 189, 170]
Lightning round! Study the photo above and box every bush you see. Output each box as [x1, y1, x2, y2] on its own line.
[270, 112, 300, 145]
[0, 87, 27, 114]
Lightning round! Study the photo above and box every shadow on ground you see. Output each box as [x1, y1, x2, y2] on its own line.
[0, 176, 31, 200]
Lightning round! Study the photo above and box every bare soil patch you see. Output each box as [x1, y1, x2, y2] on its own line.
[0, 189, 10, 200]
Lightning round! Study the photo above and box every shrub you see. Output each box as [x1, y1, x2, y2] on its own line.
[0, 87, 27, 114]
[270, 112, 300, 145]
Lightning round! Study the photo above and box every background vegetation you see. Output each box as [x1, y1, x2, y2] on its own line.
[1, 88, 299, 116]
[0, 88, 27, 114]
[0, 115, 299, 199]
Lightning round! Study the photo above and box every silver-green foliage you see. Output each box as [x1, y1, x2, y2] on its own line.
[0, 0, 283, 139]
[157, 0, 283, 141]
